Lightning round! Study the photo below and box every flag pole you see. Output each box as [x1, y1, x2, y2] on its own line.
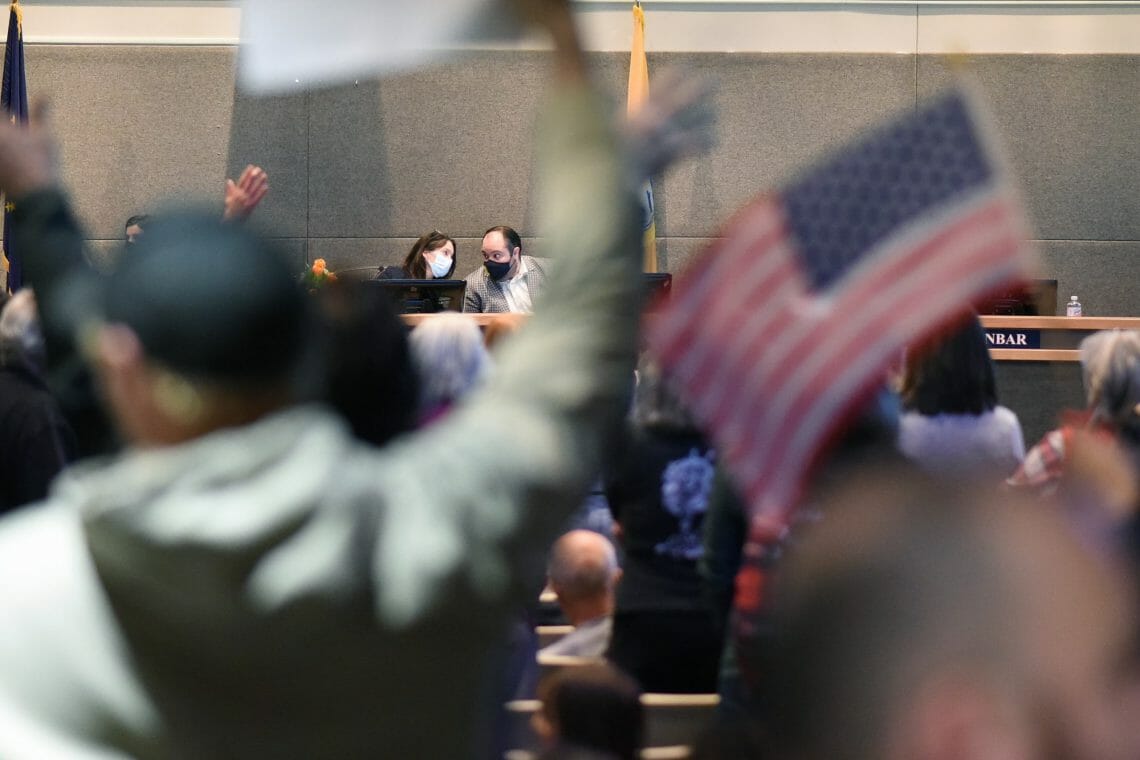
[628, 0, 657, 272]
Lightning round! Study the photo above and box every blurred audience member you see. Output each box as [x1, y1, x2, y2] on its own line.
[376, 229, 457, 280]
[704, 388, 908, 715]
[534, 663, 643, 760]
[1011, 329, 1140, 500]
[314, 281, 418, 446]
[605, 358, 722, 693]
[542, 530, 621, 659]
[408, 311, 491, 424]
[0, 290, 75, 513]
[0, 0, 700, 748]
[899, 314, 1025, 479]
[762, 474, 1140, 760]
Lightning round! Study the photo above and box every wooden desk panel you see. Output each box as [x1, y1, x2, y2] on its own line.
[981, 315, 1139, 362]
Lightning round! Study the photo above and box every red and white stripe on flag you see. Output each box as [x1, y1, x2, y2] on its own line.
[648, 188, 1031, 521]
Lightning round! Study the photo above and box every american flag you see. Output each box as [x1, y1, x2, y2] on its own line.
[648, 88, 1035, 520]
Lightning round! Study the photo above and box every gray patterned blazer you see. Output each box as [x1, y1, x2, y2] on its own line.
[463, 256, 551, 313]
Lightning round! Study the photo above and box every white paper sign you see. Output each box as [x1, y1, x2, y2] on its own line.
[239, 0, 513, 94]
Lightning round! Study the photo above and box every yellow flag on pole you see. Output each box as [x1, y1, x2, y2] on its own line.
[628, 1, 657, 272]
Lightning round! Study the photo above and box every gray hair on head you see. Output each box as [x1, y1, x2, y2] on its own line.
[0, 290, 43, 362]
[1079, 329, 1140, 434]
[409, 313, 491, 409]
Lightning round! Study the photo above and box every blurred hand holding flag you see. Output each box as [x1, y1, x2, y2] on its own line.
[628, 0, 657, 272]
[1, 0, 27, 293]
[648, 87, 1035, 524]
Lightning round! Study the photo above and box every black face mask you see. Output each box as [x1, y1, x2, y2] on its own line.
[484, 259, 511, 281]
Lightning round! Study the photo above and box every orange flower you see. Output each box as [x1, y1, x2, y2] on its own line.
[312, 258, 327, 275]
[327, 272, 338, 282]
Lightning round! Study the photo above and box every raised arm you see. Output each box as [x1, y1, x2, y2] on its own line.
[0, 104, 115, 456]
[354, 2, 716, 625]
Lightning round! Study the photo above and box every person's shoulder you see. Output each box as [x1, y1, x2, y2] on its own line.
[992, 405, 1022, 427]
[897, 410, 932, 435]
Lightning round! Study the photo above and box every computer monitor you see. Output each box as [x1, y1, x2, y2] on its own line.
[365, 279, 466, 314]
[977, 279, 1058, 316]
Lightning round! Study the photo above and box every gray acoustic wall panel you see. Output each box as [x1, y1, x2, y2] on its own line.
[1037, 239, 1140, 317]
[656, 238, 720, 273]
[25, 45, 238, 240]
[637, 53, 916, 238]
[227, 88, 310, 239]
[307, 54, 550, 239]
[994, 361, 1086, 448]
[918, 55, 1140, 242]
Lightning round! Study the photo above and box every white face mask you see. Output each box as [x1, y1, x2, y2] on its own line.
[427, 254, 451, 279]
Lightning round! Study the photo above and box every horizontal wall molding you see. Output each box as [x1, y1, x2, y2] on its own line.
[22, 2, 241, 45]
[17, 1, 1140, 53]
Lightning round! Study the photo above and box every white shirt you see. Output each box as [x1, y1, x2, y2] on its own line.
[502, 257, 533, 314]
[898, 406, 1026, 479]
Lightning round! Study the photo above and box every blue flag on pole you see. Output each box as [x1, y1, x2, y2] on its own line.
[2, 0, 28, 292]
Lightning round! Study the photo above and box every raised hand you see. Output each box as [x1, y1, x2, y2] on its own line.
[222, 164, 269, 222]
[0, 100, 57, 199]
[624, 69, 717, 180]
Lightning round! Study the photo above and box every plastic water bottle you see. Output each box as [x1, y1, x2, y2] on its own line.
[1066, 295, 1082, 317]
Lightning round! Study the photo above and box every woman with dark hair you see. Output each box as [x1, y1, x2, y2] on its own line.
[898, 314, 1025, 478]
[375, 230, 457, 280]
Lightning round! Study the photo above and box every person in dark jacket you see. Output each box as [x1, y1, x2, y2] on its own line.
[605, 358, 722, 693]
[0, 290, 75, 513]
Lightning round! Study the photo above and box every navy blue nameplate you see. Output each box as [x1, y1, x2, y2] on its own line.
[985, 329, 1041, 349]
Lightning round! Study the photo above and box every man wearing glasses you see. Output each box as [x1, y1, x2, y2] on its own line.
[464, 224, 550, 313]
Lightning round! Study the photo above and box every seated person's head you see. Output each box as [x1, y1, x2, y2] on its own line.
[409, 312, 489, 417]
[762, 473, 1139, 760]
[90, 210, 309, 446]
[534, 663, 643, 760]
[404, 230, 456, 279]
[481, 225, 523, 280]
[124, 214, 149, 245]
[901, 313, 997, 416]
[1081, 330, 1140, 445]
[547, 530, 620, 626]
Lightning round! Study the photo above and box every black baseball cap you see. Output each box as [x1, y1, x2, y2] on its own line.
[100, 208, 307, 385]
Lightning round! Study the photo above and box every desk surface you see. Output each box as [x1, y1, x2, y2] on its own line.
[980, 315, 1140, 330]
